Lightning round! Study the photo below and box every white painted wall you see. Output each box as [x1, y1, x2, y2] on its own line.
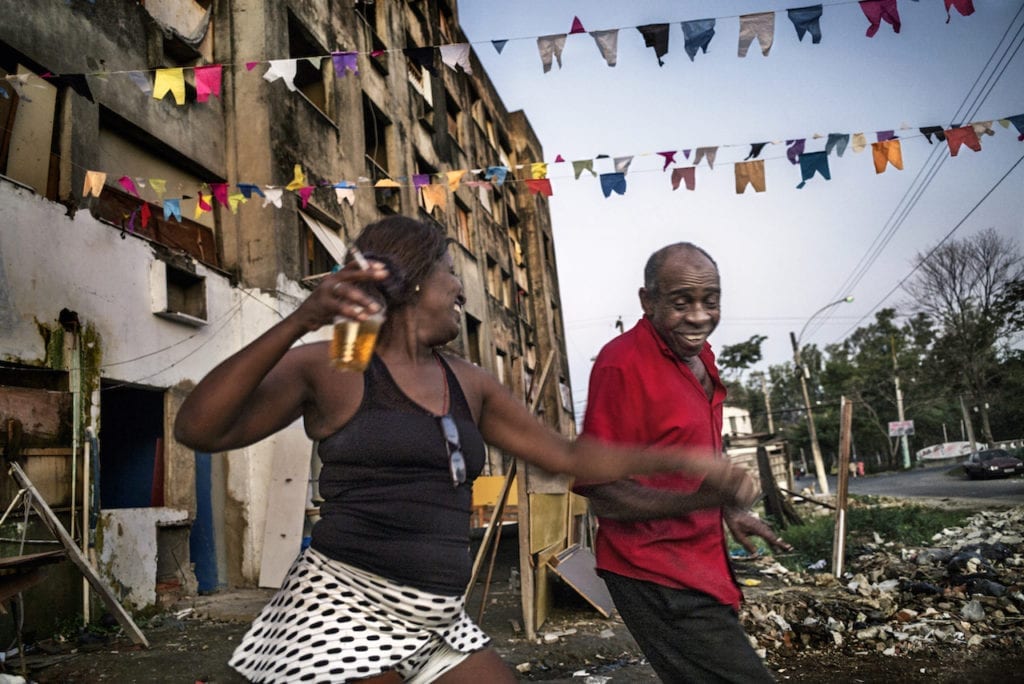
[0, 180, 329, 584]
[97, 507, 190, 609]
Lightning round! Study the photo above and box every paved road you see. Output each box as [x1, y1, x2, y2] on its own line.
[795, 463, 1024, 506]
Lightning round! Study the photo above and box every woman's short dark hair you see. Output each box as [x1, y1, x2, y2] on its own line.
[355, 216, 449, 311]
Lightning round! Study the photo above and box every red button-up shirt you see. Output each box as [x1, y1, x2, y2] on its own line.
[581, 316, 741, 609]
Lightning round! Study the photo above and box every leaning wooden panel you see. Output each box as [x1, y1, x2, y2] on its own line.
[528, 492, 567, 554]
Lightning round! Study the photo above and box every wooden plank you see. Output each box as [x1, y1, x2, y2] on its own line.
[8, 462, 149, 647]
[515, 465, 534, 639]
[19, 448, 74, 457]
[831, 397, 854, 578]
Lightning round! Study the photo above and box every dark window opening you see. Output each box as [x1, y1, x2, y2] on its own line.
[355, 2, 388, 75]
[99, 384, 165, 509]
[288, 11, 328, 114]
[163, 264, 207, 322]
[465, 315, 482, 366]
[415, 155, 439, 218]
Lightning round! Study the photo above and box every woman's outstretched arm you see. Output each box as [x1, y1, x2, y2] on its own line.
[472, 365, 757, 510]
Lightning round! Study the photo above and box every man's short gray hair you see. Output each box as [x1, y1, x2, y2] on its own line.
[643, 243, 718, 294]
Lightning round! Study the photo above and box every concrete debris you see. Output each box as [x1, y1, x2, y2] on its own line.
[739, 507, 1024, 660]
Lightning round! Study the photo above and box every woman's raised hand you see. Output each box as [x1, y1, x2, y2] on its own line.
[292, 261, 389, 334]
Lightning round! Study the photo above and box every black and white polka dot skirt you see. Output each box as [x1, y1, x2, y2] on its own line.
[229, 547, 490, 683]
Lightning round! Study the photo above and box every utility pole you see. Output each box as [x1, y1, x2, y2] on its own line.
[890, 337, 910, 469]
[959, 395, 978, 455]
[791, 331, 829, 495]
[790, 296, 854, 496]
[759, 373, 774, 434]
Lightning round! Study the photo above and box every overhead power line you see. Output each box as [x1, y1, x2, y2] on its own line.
[806, 5, 1024, 343]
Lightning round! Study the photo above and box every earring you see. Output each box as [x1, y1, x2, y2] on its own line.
[414, 284, 421, 293]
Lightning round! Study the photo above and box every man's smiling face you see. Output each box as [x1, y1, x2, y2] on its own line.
[639, 247, 721, 361]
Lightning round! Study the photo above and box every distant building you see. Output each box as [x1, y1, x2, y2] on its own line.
[0, 0, 573, 631]
[723, 404, 754, 438]
[723, 404, 792, 492]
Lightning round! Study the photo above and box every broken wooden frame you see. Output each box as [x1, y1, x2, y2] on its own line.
[465, 351, 555, 607]
[6, 461, 149, 647]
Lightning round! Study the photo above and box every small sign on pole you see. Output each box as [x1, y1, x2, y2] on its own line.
[888, 420, 915, 437]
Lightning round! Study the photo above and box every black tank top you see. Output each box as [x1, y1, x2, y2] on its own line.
[310, 352, 486, 595]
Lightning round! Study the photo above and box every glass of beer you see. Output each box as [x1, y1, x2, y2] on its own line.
[330, 305, 384, 372]
[329, 246, 385, 372]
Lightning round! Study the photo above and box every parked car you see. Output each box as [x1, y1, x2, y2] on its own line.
[963, 449, 1024, 479]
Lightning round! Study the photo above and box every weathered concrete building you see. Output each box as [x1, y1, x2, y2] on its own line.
[0, 0, 574, 636]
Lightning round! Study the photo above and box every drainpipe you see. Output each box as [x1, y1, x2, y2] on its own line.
[63, 322, 81, 557]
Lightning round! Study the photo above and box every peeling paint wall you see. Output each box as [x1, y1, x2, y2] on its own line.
[96, 507, 191, 610]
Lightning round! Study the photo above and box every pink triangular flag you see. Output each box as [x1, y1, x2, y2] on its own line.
[210, 182, 229, 206]
[117, 176, 140, 197]
[569, 16, 586, 34]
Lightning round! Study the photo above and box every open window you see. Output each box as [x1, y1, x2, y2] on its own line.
[446, 93, 462, 150]
[93, 113, 220, 268]
[363, 94, 399, 213]
[455, 199, 473, 251]
[287, 10, 328, 116]
[355, 1, 388, 75]
[0, 63, 58, 198]
[415, 155, 439, 218]
[298, 211, 347, 279]
[151, 260, 207, 326]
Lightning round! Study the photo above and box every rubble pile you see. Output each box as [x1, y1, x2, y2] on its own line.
[740, 507, 1024, 659]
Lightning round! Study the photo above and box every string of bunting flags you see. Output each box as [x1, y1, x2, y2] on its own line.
[75, 112, 1024, 232]
[12, 0, 1016, 229]
[2, 0, 982, 107]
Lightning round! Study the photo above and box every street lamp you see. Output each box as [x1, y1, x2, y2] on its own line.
[789, 296, 854, 496]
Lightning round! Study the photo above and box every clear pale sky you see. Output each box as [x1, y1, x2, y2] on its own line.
[457, 0, 1024, 417]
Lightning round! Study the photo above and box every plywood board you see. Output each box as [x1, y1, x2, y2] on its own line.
[528, 493, 567, 553]
[258, 443, 310, 588]
[547, 544, 614, 618]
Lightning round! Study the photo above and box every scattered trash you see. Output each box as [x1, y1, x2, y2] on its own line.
[740, 507, 1024, 660]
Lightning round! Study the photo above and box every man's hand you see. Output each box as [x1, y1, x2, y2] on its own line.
[724, 509, 793, 556]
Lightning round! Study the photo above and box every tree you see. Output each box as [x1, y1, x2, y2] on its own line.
[903, 229, 1024, 443]
[824, 309, 938, 470]
[718, 334, 768, 380]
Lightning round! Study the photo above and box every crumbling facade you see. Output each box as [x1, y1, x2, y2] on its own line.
[0, 0, 573, 632]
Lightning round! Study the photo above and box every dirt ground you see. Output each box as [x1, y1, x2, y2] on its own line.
[15, 580, 1023, 683]
[14, 503, 1024, 683]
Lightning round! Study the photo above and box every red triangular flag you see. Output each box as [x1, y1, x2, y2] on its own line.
[569, 17, 586, 34]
